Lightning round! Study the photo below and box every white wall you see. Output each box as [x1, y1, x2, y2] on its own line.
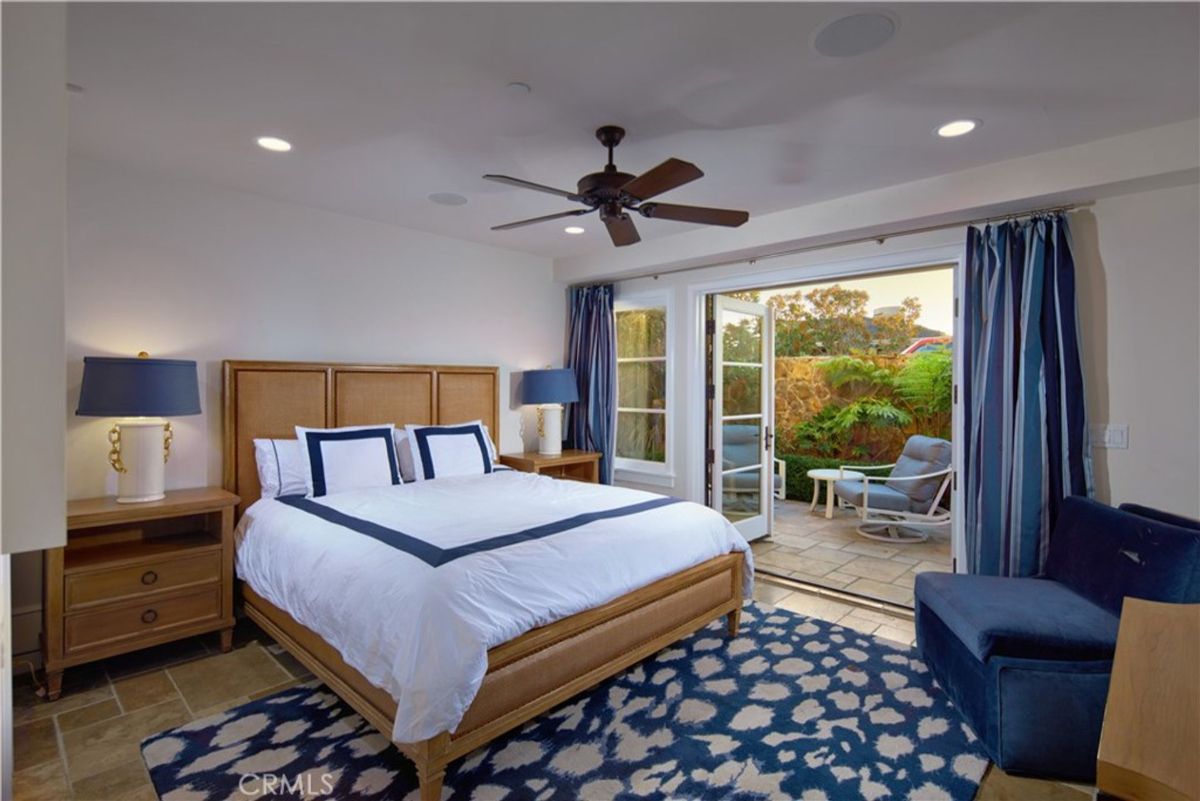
[613, 181, 1200, 522]
[10, 157, 566, 657]
[1073, 183, 1200, 516]
[2, 4, 68, 792]
[2, 3, 67, 556]
[65, 158, 564, 497]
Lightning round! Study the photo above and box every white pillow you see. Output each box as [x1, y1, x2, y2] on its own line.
[295, 424, 401, 497]
[253, 438, 309, 499]
[393, 430, 417, 484]
[405, 421, 495, 481]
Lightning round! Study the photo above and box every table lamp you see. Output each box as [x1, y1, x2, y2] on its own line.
[76, 353, 201, 503]
[521, 368, 579, 456]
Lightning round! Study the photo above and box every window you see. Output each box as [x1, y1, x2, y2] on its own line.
[615, 299, 669, 473]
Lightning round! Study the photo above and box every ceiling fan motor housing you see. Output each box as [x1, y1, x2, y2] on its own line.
[576, 170, 636, 205]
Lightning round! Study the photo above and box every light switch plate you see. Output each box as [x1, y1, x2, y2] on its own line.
[1091, 424, 1129, 449]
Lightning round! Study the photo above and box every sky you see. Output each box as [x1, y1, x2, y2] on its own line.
[756, 264, 955, 336]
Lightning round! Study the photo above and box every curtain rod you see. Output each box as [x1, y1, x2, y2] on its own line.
[575, 201, 1092, 286]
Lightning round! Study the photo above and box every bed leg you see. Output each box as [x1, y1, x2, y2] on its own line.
[411, 733, 449, 801]
[417, 765, 445, 801]
[727, 606, 742, 637]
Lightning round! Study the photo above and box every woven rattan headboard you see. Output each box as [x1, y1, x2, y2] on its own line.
[222, 360, 499, 517]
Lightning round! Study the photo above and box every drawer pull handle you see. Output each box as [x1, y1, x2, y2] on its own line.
[141, 609, 158, 625]
[141, 570, 158, 586]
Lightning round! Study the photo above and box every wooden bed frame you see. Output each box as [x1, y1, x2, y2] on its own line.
[222, 360, 745, 800]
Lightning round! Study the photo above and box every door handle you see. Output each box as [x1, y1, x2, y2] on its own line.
[764, 425, 773, 451]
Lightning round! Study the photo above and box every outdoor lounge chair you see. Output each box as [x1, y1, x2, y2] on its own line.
[722, 424, 787, 505]
[832, 434, 952, 543]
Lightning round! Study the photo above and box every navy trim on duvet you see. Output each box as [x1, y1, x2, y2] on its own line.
[276, 495, 683, 567]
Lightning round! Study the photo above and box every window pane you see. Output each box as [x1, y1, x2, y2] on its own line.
[722, 365, 762, 416]
[721, 310, 761, 362]
[721, 467, 761, 521]
[721, 421, 762, 470]
[618, 361, 666, 409]
[617, 411, 666, 462]
[617, 307, 667, 358]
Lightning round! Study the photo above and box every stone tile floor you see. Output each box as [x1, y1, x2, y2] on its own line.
[752, 499, 954, 607]
[13, 583, 1088, 800]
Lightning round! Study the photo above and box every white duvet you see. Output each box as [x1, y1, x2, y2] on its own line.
[235, 470, 753, 742]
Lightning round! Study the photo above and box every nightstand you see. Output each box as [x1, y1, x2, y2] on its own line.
[42, 487, 239, 700]
[499, 450, 601, 483]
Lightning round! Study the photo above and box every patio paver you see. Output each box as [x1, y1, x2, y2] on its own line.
[752, 499, 953, 607]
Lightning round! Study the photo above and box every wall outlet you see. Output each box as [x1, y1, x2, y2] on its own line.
[1091, 424, 1129, 450]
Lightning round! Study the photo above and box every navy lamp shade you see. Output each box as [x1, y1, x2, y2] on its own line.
[521, 368, 579, 405]
[76, 355, 201, 504]
[76, 356, 201, 417]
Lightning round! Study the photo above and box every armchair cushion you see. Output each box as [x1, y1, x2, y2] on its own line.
[915, 572, 1118, 663]
[885, 435, 952, 513]
[1043, 497, 1200, 616]
[833, 479, 911, 512]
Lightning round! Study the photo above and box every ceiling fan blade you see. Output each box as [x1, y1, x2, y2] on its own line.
[620, 158, 704, 201]
[490, 208, 592, 231]
[603, 212, 641, 247]
[483, 174, 581, 201]
[638, 202, 749, 227]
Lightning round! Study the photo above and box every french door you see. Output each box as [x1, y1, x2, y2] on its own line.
[710, 294, 774, 540]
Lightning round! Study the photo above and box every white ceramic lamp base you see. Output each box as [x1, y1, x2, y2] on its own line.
[113, 418, 168, 503]
[538, 403, 564, 456]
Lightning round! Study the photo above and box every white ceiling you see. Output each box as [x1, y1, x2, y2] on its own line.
[67, 3, 1200, 260]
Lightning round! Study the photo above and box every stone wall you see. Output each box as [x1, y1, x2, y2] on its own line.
[774, 357, 834, 428]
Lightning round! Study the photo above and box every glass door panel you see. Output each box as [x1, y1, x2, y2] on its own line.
[711, 294, 774, 540]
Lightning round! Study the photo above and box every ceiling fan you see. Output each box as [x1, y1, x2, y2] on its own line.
[484, 126, 750, 247]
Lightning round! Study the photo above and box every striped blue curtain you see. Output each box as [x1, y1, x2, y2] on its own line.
[566, 284, 617, 484]
[963, 213, 1092, 577]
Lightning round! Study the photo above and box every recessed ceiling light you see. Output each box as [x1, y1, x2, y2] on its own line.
[936, 119, 979, 138]
[428, 192, 468, 207]
[814, 13, 897, 58]
[564, 226, 585, 235]
[256, 136, 292, 152]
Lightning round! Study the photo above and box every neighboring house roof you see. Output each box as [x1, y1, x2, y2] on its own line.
[902, 336, 953, 355]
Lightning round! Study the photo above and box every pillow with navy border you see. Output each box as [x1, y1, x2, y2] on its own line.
[252, 438, 309, 499]
[404, 421, 494, 481]
[295, 424, 401, 497]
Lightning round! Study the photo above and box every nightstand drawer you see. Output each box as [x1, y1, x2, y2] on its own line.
[64, 586, 222, 656]
[64, 550, 221, 610]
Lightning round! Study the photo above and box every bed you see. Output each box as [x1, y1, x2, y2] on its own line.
[223, 360, 751, 800]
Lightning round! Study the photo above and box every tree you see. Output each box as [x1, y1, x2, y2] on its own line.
[871, 297, 921, 354]
[767, 284, 923, 356]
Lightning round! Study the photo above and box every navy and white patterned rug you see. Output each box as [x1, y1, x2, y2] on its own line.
[142, 602, 988, 800]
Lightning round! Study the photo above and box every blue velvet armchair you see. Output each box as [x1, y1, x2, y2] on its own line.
[914, 498, 1200, 781]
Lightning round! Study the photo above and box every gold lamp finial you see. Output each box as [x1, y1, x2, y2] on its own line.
[137, 351, 150, 359]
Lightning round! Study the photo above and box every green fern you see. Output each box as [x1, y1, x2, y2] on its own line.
[895, 352, 953, 417]
[817, 356, 896, 394]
